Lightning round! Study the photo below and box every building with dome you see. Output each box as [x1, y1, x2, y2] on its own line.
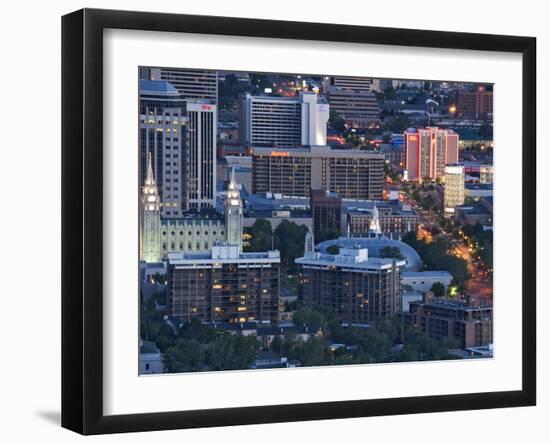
[296, 226, 406, 325]
[317, 205, 423, 273]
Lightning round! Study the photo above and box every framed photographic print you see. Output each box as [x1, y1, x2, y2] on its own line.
[61, 8, 536, 435]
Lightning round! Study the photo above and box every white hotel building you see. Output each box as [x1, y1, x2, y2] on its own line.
[240, 91, 329, 149]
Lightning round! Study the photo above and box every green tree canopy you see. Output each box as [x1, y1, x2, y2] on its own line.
[163, 338, 205, 373]
[430, 281, 446, 298]
[246, 218, 273, 252]
[315, 227, 340, 243]
[274, 220, 308, 269]
[329, 110, 346, 133]
[379, 246, 405, 260]
[207, 335, 260, 371]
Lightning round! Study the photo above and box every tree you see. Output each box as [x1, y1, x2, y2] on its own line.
[379, 246, 405, 260]
[401, 231, 419, 249]
[357, 329, 392, 363]
[207, 335, 260, 371]
[288, 337, 328, 367]
[329, 110, 345, 133]
[179, 317, 217, 343]
[316, 227, 340, 243]
[247, 218, 272, 252]
[274, 220, 308, 269]
[398, 328, 455, 362]
[391, 113, 411, 132]
[430, 281, 445, 298]
[383, 87, 397, 100]
[292, 307, 327, 333]
[163, 338, 205, 373]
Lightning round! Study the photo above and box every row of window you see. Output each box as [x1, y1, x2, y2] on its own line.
[162, 230, 224, 236]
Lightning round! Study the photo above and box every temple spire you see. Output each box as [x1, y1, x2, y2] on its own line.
[229, 166, 236, 190]
[145, 151, 156, 186]
[225, 167, 243, 252]
[369, 204, 381, 236]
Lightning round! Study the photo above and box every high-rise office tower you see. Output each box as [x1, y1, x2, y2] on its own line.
[404, 127, 459, 181]
[325, 86, 380, 128]
[240, 91, 329, 148]
[444, 164, 465, 215]
[186, 101, 217, 209]
[310, 188, 342, 238]
[147, 67, 218, 101]
[139, 79, 188, 217]
[326, 76, 381, 93]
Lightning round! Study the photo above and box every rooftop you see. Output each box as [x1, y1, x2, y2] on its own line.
[168, 243, 280, 265]
[411, 298, 493, 311]
[402, 271, 453, 278]
[140, 340, 160, 355]
[140, 79, 179, 95]
[465, 183, 493, 191]
[296, 247, 405, 271]
[316, 237, 422, 271]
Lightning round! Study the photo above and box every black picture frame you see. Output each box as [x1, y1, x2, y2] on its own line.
[61, 8, 537, 435]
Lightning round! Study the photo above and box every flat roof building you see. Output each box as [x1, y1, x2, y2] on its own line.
[404, 127, 459, 181]
[401, 271, 453, 293]
[454, 85, 493, 119]
[407, 293, 493, 348]
[252, 146, 384, 200]
[166, 172, 281, 324]
[326, 76, 381, 93]
[325, 86, 379, 128]
[297, 232, 406, 325]
[310, 188, 342, 238]
[240, 92, 329, 149]
[139, 80, 188, 217]
[167, 245, 280, 324]
[346, 201, 419, 238]
[148, 67, 218, 101]
[444, 164, 465, 215]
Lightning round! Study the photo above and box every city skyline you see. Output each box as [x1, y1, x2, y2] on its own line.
[138, 66, 493, 375]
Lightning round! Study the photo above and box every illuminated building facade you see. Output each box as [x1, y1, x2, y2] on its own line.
[404, 127, 459, 181]
[346, 202, 419, 238]
[443, 164, 465, 215]
[186, 101, 217, 209]
[225, 168, 244, 252]
[139, 149, 226, 262]
[139, 79, 188, 217]
[240, 91, 329, 148]
[297, 245, 406, 325]
[166, 174, 281, 324]
[252, 146, 384, 200]
[140, 152, 162, 263]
